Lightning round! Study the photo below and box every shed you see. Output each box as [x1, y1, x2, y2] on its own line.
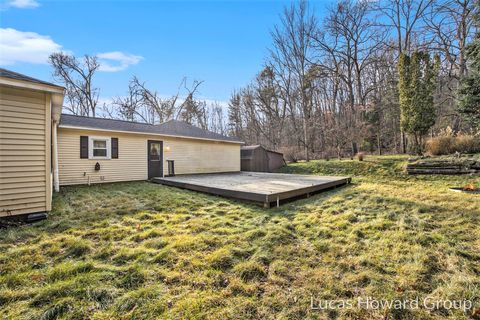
[241, 145, 285, 172]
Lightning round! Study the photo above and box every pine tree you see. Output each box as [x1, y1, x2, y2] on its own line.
[459, 0, 480, 130]
[398, 51, 440, 154]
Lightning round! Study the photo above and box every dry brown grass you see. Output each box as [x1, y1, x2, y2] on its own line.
[426, 133, 480, 155]
[0, 155, 479, 319]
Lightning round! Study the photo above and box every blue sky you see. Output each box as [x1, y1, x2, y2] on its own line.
[0, 0, 331, 105]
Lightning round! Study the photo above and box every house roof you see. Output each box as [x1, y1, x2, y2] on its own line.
[59, 114, 243, 144]
[0, 68, 64, 89]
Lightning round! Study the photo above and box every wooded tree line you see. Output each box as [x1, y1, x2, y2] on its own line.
[49, 0, 479, 157]
[228, 0, 479, 158]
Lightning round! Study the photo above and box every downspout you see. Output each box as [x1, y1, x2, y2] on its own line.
[51, 93, 64, 192]
[52, 121, 59, 192]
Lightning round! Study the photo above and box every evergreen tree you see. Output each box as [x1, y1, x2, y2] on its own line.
[459, 0, 480, 130]
[398, 51, 440, 154]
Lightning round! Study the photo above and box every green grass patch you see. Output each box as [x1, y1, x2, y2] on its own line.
[0, 155, 479, 319]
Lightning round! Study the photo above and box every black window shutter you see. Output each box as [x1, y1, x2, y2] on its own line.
[80, 136, 88, 159]
[111, 138, 118, 159]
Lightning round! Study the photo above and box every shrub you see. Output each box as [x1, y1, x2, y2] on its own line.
[455, 134, 480, 153]
[426, 133, 480, 155]
[426, 136, 455, 155]
[280, 146, 304, 163]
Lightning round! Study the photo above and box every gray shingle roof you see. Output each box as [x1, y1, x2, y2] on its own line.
[0, 68, 64, 88]
[59, 114, 243, 143]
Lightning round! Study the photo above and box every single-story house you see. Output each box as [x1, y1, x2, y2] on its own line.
[57, 115, 242, 186]
[0, 68, 242, 219]
[241, 145, 285, 172]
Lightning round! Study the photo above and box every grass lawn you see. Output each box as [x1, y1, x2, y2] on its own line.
[1, 155, 479, 319]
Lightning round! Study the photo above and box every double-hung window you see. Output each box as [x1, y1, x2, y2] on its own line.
[89, 137, 111, 159]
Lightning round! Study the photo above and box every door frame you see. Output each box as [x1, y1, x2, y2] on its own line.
[147, 140, 163, 179]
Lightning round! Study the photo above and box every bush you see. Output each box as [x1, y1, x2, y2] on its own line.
[426, 136, 456, 155]
[280, 146, 304, 163]
[455, 134, 480, 153]
[426, 133, 480, 155]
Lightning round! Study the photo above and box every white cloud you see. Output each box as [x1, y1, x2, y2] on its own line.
[0, 28, 143, 71]
[97, 51, 143, 72]
[4, 0, 39, 9]
[0, 28, 62, 65]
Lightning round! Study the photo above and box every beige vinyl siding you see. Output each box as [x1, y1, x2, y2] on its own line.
[0, 86, 50, 217]
[162, 138, 240, 174]
[57, 128, 240, 186]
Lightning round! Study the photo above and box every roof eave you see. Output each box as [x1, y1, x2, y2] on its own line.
[0, 77, 65, 94]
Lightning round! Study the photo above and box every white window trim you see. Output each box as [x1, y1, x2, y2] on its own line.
[89, 136, 111, 160]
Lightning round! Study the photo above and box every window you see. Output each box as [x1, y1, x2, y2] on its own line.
[93, 140, 107, 157]
[149, 142, 161, 161]
[89, 137, 111, 159]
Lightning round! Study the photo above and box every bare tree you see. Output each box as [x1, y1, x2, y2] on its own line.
[49, 52, 100, 117]
[111, 77, 144, 122]
[377, 0, 434, 54]
[228, 91, 243, 137]
[204, 102, 228, 135]
[424, 0, 475, 131]
[270, 0, 318, 160]
[112, 76, 165, 124]
[112, 76, 208, 128]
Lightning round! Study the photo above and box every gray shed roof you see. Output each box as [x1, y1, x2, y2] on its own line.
[241, 145, 283, 155]
[241, 145, 262, 151]
[0, 68, 64, 88]
[60, 114, 243, 143]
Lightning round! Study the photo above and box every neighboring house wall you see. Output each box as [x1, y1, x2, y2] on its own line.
[0, 86, 51, 217]
[57, 128, 240, 186]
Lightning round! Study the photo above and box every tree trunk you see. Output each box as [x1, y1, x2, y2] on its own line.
[401, 130, 407, 153]
[303, 117, 309, 161]
[377, 134, 382, 155]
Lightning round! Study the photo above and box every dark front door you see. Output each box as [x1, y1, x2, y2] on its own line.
[148, 140, 163, 179]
